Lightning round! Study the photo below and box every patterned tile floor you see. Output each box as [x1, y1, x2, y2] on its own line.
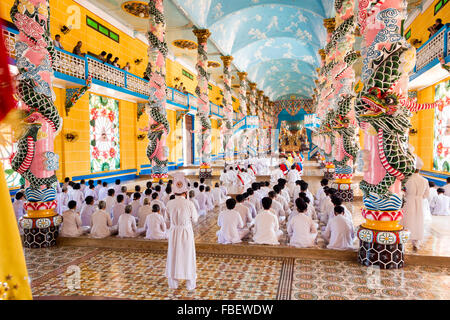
[25, 246, 450, 300]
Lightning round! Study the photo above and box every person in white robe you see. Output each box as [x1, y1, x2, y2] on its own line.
[112, 194, 126, 225]
[286, 164, 301, 186]
[243, 192, 257, 218]
[288, 198, 317, 248]
[80, 196, 96, 227]
[113, 179, 122, 194]
[144, 204, 168, 240]
[130, 193, 142, 217]
[252, 197, 282, 245]
[84, 184, 96, 201]
[430, 188, 450, 216]
[12, 192, 25, 222]
[104, 189, 116, 215]
[165, 172, 198, 290]
[212, 183, 226, 207]
[217, 198, 245, 244]
[188, 190, 200, 213]
[196, 185, 212, 216]
[117, 186, 132, 205]
[205, 186, 215, 211]
[94, 180, 103, 199]
[271, 166, 285, 185]
[70, 183, 85, 212]
[60, 201, 88, 237]
[402, 158, 430, 250]
[273, 185, 291, 215]
[443, 177, 450, 197]
[56, 186, 70, 215]
[235, 194, 253, 229]
[118, 205, 144, 238]
[314, 179, 328, 209]
[97, 182, 109, 201]
[322, 206, 355, 250]
[161, 186, 173, 205]
[90, 201, 116, 238]
[268, 191, 284, 222]
[137, 198, 152, 228]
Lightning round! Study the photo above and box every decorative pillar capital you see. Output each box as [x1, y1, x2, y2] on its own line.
[323, 18, 335, 34]
[237, 71, 247, 81]
[318, 49, 326, 62]
[193, 29, 211, 43]
[249, 82, 257, 91]
[220, 55, 233, 67]
[257, 90, 264, 99]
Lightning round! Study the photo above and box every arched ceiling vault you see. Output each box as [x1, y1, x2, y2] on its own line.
[172, 0, 334, 101]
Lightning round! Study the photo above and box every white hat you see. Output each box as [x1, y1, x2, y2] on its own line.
[415, 156, 424, 170]
[172, 172, 189, 194]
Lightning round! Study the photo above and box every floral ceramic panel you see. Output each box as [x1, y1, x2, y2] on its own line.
[0, 124, 22, 188]
[89, 94, 120, 173]
[433, 80, 450, 172]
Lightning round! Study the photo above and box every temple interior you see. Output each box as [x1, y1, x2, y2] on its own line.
[0, 0, 449, 301]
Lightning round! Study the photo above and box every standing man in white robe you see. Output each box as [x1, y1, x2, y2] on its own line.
[271, 165, 285, 185]
[165, 172, 198, 291]
[402, 158, 430, 251]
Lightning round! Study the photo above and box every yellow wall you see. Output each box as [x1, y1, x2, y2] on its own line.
[405, 0, 450, 47]
[411, 77, 450, 172]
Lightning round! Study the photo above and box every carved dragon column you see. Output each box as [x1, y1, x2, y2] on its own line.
[237, 71, 248, 159]
[355, 0, 415, 269]
[146, 0, 170, 182]
[263, 96, 270, 156]
[328, 0, 359, 202]
[248, 82, 258, 158]
[320, 18, 336, 180]
[11, 0, 63, 248]
[220, 55, 234, 164]
[193, 29, 212, 178]
[257, 90, 264, 158]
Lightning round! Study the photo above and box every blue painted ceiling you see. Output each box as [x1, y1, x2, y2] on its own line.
[171, 0, 334, 100]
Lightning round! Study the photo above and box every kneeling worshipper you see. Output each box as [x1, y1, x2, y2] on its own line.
[216, 198, 245, 244]
[431, 188, 450, 216]
[287, 164, 301, 188]
[196, 185, 212, 216]
[188, 190, 200, 212]
[118, 205, 144, 238]
[287, 198, 318, 248]
[112, 194, 126, 225]
[271, 165, 285, 185]
[60, 200, 89, 237]
[90, 201, 117, 238]
[137, 198, 152, 228]
[252, 197, 282, 245]
[80, 196, 96, 227]
[322, 206, 355, 250]
[402, 157, 430, 251]
[165, 172, 199, 291]
[144, 204, 168, 240]
[212, 183, 227, 207]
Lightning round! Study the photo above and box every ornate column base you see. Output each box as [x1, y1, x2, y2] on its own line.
[357, 223, 410, 269]
[335, 187, 354, 202]
[151, 165, 169, 182]
[20, 214, 62, 248]
[323, 169, 334, 180]
[199, 165, 212, 179]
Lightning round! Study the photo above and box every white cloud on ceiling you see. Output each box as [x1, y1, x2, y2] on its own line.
[248, 28, 267, 40]
[266, 16, 279, 31]
[295, 29, 312, 41]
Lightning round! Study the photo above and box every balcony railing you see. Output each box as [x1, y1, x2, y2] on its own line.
[414, 23, 449, 73]
[3, 25, 240, 121]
